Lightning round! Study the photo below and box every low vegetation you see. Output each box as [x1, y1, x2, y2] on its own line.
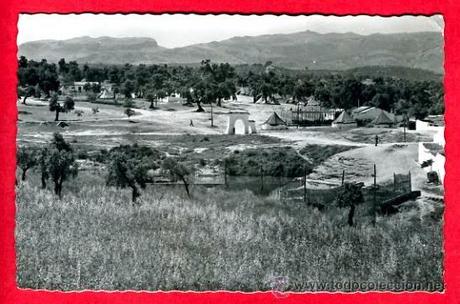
[300, 144, 359, 166]
[225, 147, 311, 177]
[16, 171, 442, 291]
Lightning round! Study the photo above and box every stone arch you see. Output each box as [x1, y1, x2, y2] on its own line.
[226, 111, 257, 135]
[248, 120, 257, 134]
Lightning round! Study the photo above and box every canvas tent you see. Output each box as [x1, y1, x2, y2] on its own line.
[98, 88, 114, 99]
[331, 111, 357, 129]
[371, 111, 394, 128]
[262, 112, 288, 130]
[352, 106, 396, 123]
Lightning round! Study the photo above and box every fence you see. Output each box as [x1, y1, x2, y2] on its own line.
[278, 165, 414, 211]
[393, 172, 412, 193]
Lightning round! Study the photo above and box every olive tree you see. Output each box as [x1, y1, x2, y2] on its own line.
[38, 147, 49, 189]
[161, 157, 192, 198]
[106, 152, 150, 203]
[46, 133, 78, 198]
[17, 146, 38, 181]
[49, 93, 75, 121]
[335, 182, 365, 226]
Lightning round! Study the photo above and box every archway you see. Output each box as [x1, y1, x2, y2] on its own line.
[226, 111, 250, 135]
[234, 119, 246, 134]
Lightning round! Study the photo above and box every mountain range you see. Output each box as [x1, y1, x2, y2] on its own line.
[18, 30, 444, 73]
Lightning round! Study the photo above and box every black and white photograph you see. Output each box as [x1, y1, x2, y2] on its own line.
[15, 14, 444, 292]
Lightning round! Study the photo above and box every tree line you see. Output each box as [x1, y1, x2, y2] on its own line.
[18, 56, 444, 119]
[17, 134, 193, 203]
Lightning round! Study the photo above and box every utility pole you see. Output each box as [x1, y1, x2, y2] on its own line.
[297, 102, 300, 129]
[403, 114, 407, 142]
[372, 164, 377, 226]
[210, 102, 214, 127]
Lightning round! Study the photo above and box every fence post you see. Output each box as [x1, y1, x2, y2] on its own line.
[372, 164, 377, 226]
[304, 166, 307, 204]
[409, 171, 412, 192]
[393, 173, 396, 192]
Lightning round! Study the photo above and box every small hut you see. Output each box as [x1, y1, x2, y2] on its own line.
[262, 112, 288, 130]
[331, 111, 357, 129]
[371, 111, 394, 128]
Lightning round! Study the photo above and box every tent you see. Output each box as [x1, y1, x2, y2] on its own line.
[371, 111, 394, 128]
[331, 111, 357, 129]
[262, 112, 288, 130]
[98, 88, 114, 99]
[352, 106, 396, 123]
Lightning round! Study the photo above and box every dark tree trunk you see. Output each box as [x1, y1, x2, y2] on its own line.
[53, 178, 63, 198]
[58, 179, 64, 199]
[181, 176, 191, 198]
[348, 204, 356, 226]
[55, 108, 60, 121]
[217, 98, 222, 107]
[23, 94, 29, 105]
[41, 172, 47, 189]
[21, 167, 28, 181]
[54, 180, 59, 196]
[131, 184, 140, 203]
[149, 100, 154, 109]
[196, 102, 205, 112]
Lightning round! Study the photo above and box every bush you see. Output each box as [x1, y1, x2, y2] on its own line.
[87, 92, 97, 103]
[91, 107, 99, 114]
[124, 108, 135, 117]
[74, 110, 84, 117]
[77, 150, 89, 160]
[225, 147, 311, 177]
[299, 144, 358, 166]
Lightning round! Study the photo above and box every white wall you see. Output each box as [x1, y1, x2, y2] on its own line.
[416, 120, 444, 132]
[433, 127, 445, 146]
[418, 142, 445, 184]
[432, 153, 445, 184]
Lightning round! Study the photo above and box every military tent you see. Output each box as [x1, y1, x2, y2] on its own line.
[371, 111, 394, 128]
[262, 112, 288, 130]
[331, 111, 357, 129]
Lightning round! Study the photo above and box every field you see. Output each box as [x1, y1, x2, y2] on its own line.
[16, 97, 444, 291]
[16, 171, 442, 291]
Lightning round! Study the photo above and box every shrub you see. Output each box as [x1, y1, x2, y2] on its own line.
[225, 147, 310, 177]
[124, 108, 135, 117]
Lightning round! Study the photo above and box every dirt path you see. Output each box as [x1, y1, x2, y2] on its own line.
[308, 143, 423, 186]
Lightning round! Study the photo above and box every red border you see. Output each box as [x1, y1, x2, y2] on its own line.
[1, 1, 459, 303]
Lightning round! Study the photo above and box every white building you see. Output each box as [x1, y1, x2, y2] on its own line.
[418, 127, 445, 184]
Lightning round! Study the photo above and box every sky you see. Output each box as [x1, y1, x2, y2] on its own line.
[17, 14, 444, 48]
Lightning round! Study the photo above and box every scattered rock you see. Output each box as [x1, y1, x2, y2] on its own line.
[56, 121, 69, 128]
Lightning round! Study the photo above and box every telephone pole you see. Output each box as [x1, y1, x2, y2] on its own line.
[210, 102, 214, 127]
[372, 164, 377, 226]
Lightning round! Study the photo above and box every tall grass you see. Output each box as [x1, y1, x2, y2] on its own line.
[15, 172, 442, 291]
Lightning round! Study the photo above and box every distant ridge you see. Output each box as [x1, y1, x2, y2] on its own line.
[18, 30, 443, 73]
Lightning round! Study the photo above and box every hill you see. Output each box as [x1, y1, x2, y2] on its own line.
[342, 66, 443, 82]
[18, 31, 443, 73]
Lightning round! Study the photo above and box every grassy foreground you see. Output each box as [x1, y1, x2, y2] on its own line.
[16, 172, 442, 291]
